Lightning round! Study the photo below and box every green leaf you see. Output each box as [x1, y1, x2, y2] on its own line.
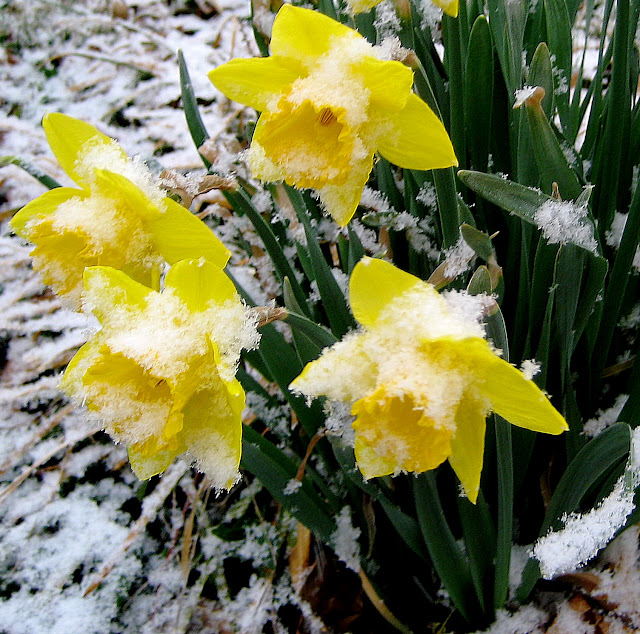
[414, 473, 480, 621]
[331, 441, 429, 562]
[285, 185, 356, 338]
[458, 170, 551, 219]
[458, 492, 496, 615]
[241, 425, 335, 542]
[0, 156, 62, 190]
[517, 423, 631, 600]
[464, 15, 494, 173]
[228, 187, 312, 318]
[543, 0, 572, 131]
[523, 91, 582, 200]
[178, 50, 210, 168]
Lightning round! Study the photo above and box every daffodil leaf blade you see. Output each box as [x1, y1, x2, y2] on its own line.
[464, 15, 493, 173]
[413, 473, 480, 621]
[0, 155, 62, 190]
[457, 170, 552, 223]
[285, 186, 356, 337]
[178, 50, 211, 168]
[229, 186, 312, 318]
[330, 441, 429, 562]
[241, 425, 335, 543]
[543, 0, 572, 130]
[517, 423, 631, 600]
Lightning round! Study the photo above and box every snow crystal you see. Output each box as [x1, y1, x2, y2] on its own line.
[332, 507, 361, 572]
[443, 234, 476, 277]
[283, 479, 303, 495]
[583, 394, 629, 437]
[533, 427, 640, 579]
[533, 199, 598, 253]
[520, 359, 541, 381]
[513, 85, 538, 108]
[323, 400, 356, 447]
[374, 2, 402, 39]
[472, 604, 547, 633]
[416, 182, 437, 210]
[605, 211, 627, 248]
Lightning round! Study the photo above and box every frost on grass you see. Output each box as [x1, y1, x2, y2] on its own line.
[533, 199, 598, 253]
[583, 394, 629, 437]
[520, 359, 541, 381]
[332, 507, 361, 573]
[443, 234, 476, 277]
[533, 427, 640, 579]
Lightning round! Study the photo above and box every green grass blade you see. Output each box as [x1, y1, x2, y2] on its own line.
[178, 50, 210, 167]
[465, 16, 494, 173]
[228, 187, 312, 318]
[241, 425, 335, 542]
[285, 186, 356, 337]
[543, 0, 572, 132]
[0, 156, 62, 190]
[413, 473, 480, 621]
[517, 423, 631, 600]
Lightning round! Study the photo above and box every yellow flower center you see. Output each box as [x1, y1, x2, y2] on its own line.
[258, 99, 353, 189]
[351, 386, 454, 477]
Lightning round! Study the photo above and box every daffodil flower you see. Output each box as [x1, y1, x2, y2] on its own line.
[347, 0, 458, 18]
[60, 259, 260, 489]
[11, 113, 229, 307]
[208, 5, 457, 226]
[290, 257, 567, 503]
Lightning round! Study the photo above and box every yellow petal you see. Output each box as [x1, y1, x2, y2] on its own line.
[345, 0, 381, 14]
[357, 56, 413, 112]
[349, 257, 423, 328]
[128, 442, 181, 480]
[180, 381, 244, 490]
[10, 187, 84, 237]
[93, 169, 161, 222]
[354, 435, 397, 478]
[377, 93, 458, 171]
[59, 338, 103, 397]
[270, 5, 360, 65]
[316, 153, 374, 226]
[208, 56, 301, 112]
[83, 265, 153, 323]
[448, 394, 486, 504]
[43, 113, 123, 187]
[290, 332, 375, 402]
[148, 198, 230, 268]
[461, 338, 568, 434]
[352, 386, 453, 478]
[164, 258, 237, 312]
[433, 0, 459, 17]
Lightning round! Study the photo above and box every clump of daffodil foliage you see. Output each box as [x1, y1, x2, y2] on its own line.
[7, 0, 640, 631]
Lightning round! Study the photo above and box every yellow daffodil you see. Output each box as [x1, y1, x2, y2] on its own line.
[290, 257, 567, 503]
[208, 5, 457, 226]
[11, 113, 229, 307]
[60, 259, 260, 489]
[347, 0, 458, 18]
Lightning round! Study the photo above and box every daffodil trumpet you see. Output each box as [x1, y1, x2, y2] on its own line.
[290, 257, 568, 503]
[209, 5, 457, 227]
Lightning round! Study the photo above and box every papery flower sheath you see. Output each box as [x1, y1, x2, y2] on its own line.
[60, 259, 260, 489]
[10, 113, 229, 306]
[208, 5, 457, 226]
[290, 257, 568, 503]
